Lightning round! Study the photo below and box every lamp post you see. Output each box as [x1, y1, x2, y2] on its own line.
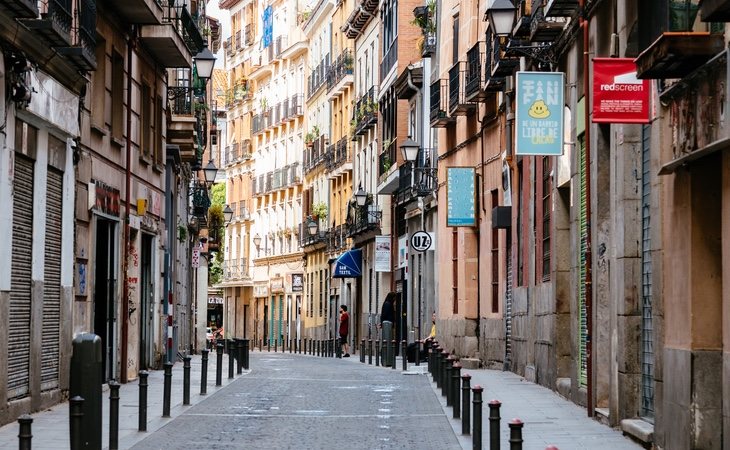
[400, 137, 424, 341]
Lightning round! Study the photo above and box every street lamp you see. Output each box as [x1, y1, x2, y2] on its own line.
[253, 233, 262, 257]
[307, 219, 318, 236]
[223, 204, 234, 223]
[354, 184, 367, 207]
[485, 0, 516, 36]
[194, 42, 217, 81]
[203, 160, 218, 187]
[400, 136, 420, 163]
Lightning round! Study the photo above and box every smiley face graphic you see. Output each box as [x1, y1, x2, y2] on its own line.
[528, 100, 551, 119]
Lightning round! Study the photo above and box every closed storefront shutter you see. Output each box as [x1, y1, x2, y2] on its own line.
[8, 154, 34, 400]
[641, 125, 655, 420]
[42, 166, 63, 390]
[578, 137, 588, 388]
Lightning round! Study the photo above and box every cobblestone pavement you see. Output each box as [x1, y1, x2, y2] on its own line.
[132, 352, 461, 450]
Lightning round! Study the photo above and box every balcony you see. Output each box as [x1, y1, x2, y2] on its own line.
[0, 0, 39, 19]
[327, 224, 348, 254]
[545, 0, 579, 17]
[511, 0, 533, 39]
[483, 31, 506, 93]
[241, 139, 252, 159]
[299, 221, 328, 250]
[430, 79, 453, 127]
[529, 0, 566, 43]
[635, 32, 725, 80]
[20, 0, 72, 48]
[378, 138, 397, 178]
[55, 0, 97, 72]
[307, 55, 330, 98]
[304, 135, 328, 175]
[352, 87, 378, 138]
[237, 202, 251, 221]
[395, 149, 438, 205]
[234, 30, 241, 51]
[380, 38, 398, 81]
[138, 2, 202, 67]
[327, 49, 354, 95]
[326, 137, 352, 176]
[225, 37, 234, 56]
[245, 24, 254, 46]
[252, 114, 264, 135]
[465, 42, 488, 102]
[275, 36, 288, 59]
[167, 85, 197, 161]
[490, 32, 520, 77]
[348, 204, 382, 238]
[287, 94, 304, 119]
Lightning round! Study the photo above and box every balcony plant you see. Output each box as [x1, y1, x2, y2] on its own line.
[312, 201, 328, 219]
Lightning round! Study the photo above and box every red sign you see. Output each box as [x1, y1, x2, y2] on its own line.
[592, 58, 650, 124]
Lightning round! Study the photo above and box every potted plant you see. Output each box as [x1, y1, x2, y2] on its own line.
[260, 97, 269, 115]
[382, 156, 392, 172]
[312, 201, 328, 219]
[305, 132, 315, 147]
[178, 224, 187, 242]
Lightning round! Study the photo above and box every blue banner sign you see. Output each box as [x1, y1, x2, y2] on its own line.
[333, 249, 362, 278]
[263, 6, 273, 48]
[515, 71, 564, 155]
[447, 167, 477, 227]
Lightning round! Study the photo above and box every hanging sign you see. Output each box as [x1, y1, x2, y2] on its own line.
[447, 167, 477, 227]
[374, 236, 391, 272]
[592, 58, 650, 124]
[515, 71, 565, 155]
[191, 247, 200, 269]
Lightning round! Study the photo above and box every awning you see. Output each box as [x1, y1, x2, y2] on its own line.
[332, 249, 363, 278]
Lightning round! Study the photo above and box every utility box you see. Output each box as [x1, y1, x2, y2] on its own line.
[492, 206, 512, 229]
[70, 333, 102, 449]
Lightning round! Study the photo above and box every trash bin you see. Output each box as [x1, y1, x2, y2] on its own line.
[70, 333, 102, 449]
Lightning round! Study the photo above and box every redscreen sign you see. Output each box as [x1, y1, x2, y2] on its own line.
[593, 58, 650, 124]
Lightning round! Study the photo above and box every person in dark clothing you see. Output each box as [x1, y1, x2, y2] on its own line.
[339, 305, 350, 357]
[379, 292, 397, 366]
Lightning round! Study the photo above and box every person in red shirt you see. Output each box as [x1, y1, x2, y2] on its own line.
[339, 305, 350, 357]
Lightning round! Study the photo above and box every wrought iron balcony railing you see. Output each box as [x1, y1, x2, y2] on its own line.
[308, 55, 330, 98]
[348, 204, 382, 237]
[168, 85, 193, 115]
[380, 38, 398, 81]
[352, 86, 378, 137]
[327, 49, 354, 91]
[299, 221, 329, 248]
[378, 138, 397, 178]
[327, 224, 347, 253]
[326, 137, 350, 172]
[304, 135, 328, 174]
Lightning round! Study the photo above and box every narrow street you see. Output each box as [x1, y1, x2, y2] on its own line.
[132, 353, 458, 450]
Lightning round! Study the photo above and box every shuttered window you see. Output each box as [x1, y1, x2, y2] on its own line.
[41, 166, 63, 390]
[641, 125, 655, 420]
[8, 154, 34, 400]
[578, 137, 588, 388]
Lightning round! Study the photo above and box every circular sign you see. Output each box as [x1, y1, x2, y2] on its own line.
[410, 231, 432, 252]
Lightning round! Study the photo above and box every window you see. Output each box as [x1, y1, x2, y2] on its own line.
[452, 229, 458, 314]
[541, 157, 552, 281]
[155, 96, 163, 166]
[452, 15, 459, 65]
[111, 50, 124, 141]
[140, 83, 151, 160]
[517, 161, 524, 286]
[491, 190, 499, 313]
[91, 37, 106, 128]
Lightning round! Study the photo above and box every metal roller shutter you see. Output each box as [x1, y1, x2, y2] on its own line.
[42, 166, 63, 390]
[641, 125, 655, 419]
[578, 137, 588, 388]
[8, 155, 34, 400]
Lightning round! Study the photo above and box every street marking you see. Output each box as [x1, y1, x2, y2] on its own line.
[185, 413, 443, 419]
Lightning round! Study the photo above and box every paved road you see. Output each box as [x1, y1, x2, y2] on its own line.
[132, 352, 461, 449]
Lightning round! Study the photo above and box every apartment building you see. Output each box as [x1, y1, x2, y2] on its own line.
[344, 0, 384, 343]
[301, 0, 334, 340]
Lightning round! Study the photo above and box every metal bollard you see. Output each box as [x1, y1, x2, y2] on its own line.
[401, 340, 407, 371]
[368, 339, 373, 365]
[228, 344, 235, 379]
[317, 340, 320, 357]
[434, 348, 444, 387]
[162, 362, 173, 417]
[415, 340, 421, 366]
[461, 374, 472, 435]
[261, 338, 264, 352]
[445, 356, 454, 405]
[489, 400, 502, 450]
[183, 356, 191, 405]
[428, 347, 433, 375]
[360, 339, 365, 363]
[138, 371, 148, 432]
[472, 386, 484, 450]
[243, 339, 250, 370]
[375, 340, 380, 366]
[201, 349, 209, 395]
[274, 338, 278, 353]
[391, 340, 397, 369]
[442, 353, 451, 398]
[70, 396, 85, 450]
[268, 338, 271, 352]
[237, 340, 244, 374]
[17, 414, 32, 450]
[509, 418, 524, 450]
[109, 381, 120, 450]
[452, 363, 462, 419]
[216, 343, 224, 386]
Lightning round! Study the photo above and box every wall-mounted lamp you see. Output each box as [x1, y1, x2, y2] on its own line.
[400, 136, 420, 163]
[307, 220, 318, 236]
[354, 184, 368, 207]
[223, 204, 234, 223]
[194, 42, 217, 81]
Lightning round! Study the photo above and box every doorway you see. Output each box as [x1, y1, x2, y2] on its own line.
[93, 218, 118, 382]
[139, 234, 155, 370]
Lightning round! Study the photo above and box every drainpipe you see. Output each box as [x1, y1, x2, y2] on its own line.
[579, 0, 594, 418]
[121, 27, 137, 384]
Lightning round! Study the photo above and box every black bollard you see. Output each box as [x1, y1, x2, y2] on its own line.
[18, 414, 32, 450]
[509, 418, 524, 450]
[201, 349, 209, 395]
[243, 339, 250, 370]
[415, 340, 421, 366]
[290, 339, 293, 353]
[317, 340, 320, 357]
[228, 344, 235, 379]
[401, 340, 407, 371]
[391, 340, 397, 369]
[138, 371, 148, 431]
[375, 340, 380, 366]
[360, 339, 366, 363]
[445, 357, 454, 405]
[237, 340, 243, 374]
[472, 386, 484, 450]
[268, 338, 271, 352]
[183, 356, 191, 405]
[70, 396, 85, 450]
[428, 347, 433, 375]
[452, 363, 462, 419]
[435, 348, 444, 388]
[274, 338, 278, 353]
[442, 354, 452, 399]
[109, 381, 120, 450]
[368, 339, 373, 365]
[260, 338, 264, 352]
[162, 362, 173, 418]
[216, 342, 223, 386]
[489, 400, 502, 450]
[461, 374, 472, 435]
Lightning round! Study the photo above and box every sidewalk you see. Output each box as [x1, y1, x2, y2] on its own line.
[0, 353, 242, 450]
[430, 366, 643, 450]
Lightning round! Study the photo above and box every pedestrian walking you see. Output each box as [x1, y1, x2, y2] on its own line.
[339, 305, 350, 357]
[379, 292, 396, 366]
